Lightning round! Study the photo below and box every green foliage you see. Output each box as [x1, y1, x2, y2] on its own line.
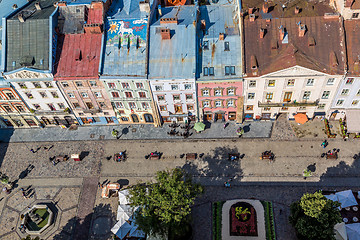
[128, 168, 204, 238]
[212, 201, 224, 240]
[289, 191, 341, 240]
[262, 201, 276, 240]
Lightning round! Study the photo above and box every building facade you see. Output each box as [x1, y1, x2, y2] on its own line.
[148, 5, 198, 123]
[100, 0, 159, 125]
[243, 16, 346, 120]
[54, 1, 117, 125]
[197, 2, 243, 122]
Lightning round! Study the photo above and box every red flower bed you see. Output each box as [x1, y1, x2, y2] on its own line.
[230, 202, 258, 236]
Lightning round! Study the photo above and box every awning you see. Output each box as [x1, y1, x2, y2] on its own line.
[346, 110, 360, 133]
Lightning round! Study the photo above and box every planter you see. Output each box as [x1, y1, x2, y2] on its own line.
[324, 119, 336, 138]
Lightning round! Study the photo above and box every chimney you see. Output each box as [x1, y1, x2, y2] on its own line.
[248, 7, 254, 14]
[219, 33, 225, 40]
[260, 28, 265, 38]
[57, 1, 67, 7]
[271, 39, 278, 50]
[279, 27, 285, 40]
[18, 13, 25, 23]
[158, 5, 162, 17]
[160, 17, 178, 24]
[308, 36, 315, 46]
[295, 6, 300, 14]
[12, 4, 18, 9]
[84, 23, 103, 34]
[249, 14, 255, 22]
[201, 20, 206, 30]
[265, 18, 271, 22]
[35, 2, 42, 11]
[160, 28, 170, 40]
[262, 3, 269, 13]
[250, 55, 258, 75]
[298, 24, 306, 37]
[139, 1, 150, 12]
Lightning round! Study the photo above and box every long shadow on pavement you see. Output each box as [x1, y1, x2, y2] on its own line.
[0, 125, 14, 169]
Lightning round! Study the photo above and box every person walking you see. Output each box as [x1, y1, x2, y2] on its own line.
[30, 149, 35, 153]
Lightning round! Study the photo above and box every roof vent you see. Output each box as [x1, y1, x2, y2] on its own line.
[262, 3, 269, 13]
[18, 13, 25, 23]
[35, 1, 42, 11]
[250, 55, 258, 75]
[12, 4, 18, 9]
[271, 39, 278, 50]
[298, 24, 306, 37]
[249, 14, 255, 22]
[160, 28, 171, 40]
[20, 56, 34, 66]
[160, 17, 178, 24]
[308, 36, 315, 46]
[260, 28, 265, 39]
[248, 7, 254, 14]
[219, 33, 225, 40]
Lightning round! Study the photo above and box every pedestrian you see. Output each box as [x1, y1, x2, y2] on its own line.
[30, 149, 35, 153]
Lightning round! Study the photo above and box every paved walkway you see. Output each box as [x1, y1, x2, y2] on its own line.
[271, 114, 297, 140]
[0, 121, 273, 142]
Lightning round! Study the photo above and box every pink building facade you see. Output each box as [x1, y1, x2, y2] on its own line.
[197, 81, 243, 122]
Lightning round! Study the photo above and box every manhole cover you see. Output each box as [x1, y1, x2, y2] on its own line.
[99, 135, 105, 140]
[132, 128, 137, 133]
[90, 134, 95, 138]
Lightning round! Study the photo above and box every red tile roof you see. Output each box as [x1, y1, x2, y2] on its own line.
[243, 16, 346, 77]
[345, 20, 360, 75]
[87, 5, 104, 24]
[54, 33, 102, 78]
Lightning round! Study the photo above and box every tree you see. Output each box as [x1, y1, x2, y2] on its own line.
[128, 168, 204, 239]
[289, 191, 342, 240]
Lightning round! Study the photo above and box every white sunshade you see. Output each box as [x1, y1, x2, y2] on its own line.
[118, 189, 130, 205]
[346, 223, 360, 240]
[336, 190, 358, 208]
[117, 205, 131, 221]
[112, 221, 132, 239]
[335, 222, 348, 240]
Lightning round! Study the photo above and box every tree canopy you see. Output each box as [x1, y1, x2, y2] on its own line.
[289, 191, 342, 240]
[128, 168, 204, 239]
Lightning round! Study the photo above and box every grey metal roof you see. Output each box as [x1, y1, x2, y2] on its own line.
[63, 0, 108, 5]
[101, 0, 151, 77]
[197, 5, 242, 81]
[148, 5, 197, 79]
[6, 0, 57, 72]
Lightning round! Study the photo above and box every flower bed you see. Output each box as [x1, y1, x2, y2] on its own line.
[339, 119, 348, 139]
[262, 201, 276, 240]
[324, 119, 336, 138]
[213, 201, 224, 240]
[230, 202, 258, 236]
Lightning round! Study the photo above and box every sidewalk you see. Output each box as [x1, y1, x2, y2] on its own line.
[0, 121, 273, 143]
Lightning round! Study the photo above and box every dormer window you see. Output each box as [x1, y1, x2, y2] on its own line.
[224, 42, 229, 51]
[203, 41, 209, 50]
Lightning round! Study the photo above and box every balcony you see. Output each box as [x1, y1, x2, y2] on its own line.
[34, 110, 70, 116]
[83, 108, 101, 114]
[258, 100, 319, 108]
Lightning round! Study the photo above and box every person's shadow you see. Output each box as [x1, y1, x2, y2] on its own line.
[307, 163, 316, 172]
[118, 127, 129, 139]
[243, 124, 251, 133]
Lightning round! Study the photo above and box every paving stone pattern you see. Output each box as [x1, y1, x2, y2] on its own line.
[271, 114, 297, 140]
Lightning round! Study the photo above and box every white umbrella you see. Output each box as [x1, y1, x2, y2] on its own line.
[117, 205, 131, 221]
[335, 222, 347, 240]
[336, 190, 358, 208]
[118, 190, 130, 205]
[346, 223, 360, 240]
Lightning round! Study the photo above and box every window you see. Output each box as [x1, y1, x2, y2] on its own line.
[16, 105, 25, 112]
[86, 102, 94, 109]
[299, 107, 306, 110]
[136, 82, 144, 88]
[246, 105, 253, 110]
[263, 107, 271, 111]
[44, 82, 52, 88]
[186, 94, 193, 100]
[306, 79, 314, 86]
[203, 101, 210, 107]
[268, 80, 275, 87]
[227, 88, 235, 95]
[203, 41, 209, 50]
[139, 92, 146, 98]
[75, 81, 83, 87]
[187, 104, 194, 110]
[160, 105, 167, 111]
[141, 102, 149, 109]
[58, 103, 65, 109]
[125, 92, 133, 98]
[336, 99, 344, 106]
[18, 83, 27, 88]
[25, 92, 33, 99]
[353, 13, 359, 18]
[357, 89, 360, 96]
[249, 80, 256, 87]
[68, 93, 75, 98]
[62, 82, 69, 88]
[122, 83, 130, 89]
[39, 92, 47, 98]
[94, 92, 102, 98]
[6, 93, 15, 100]
[215, 100, 222, 107]
[112, 92, 120, 98]
[173, 95, 180, 100]
[341, 89, 350, 95]
[303, 91, 311, 99]
[47, 104, 56, 111]
[346, 78, 354, 84]
[114, 102, 123, 108]
[51, 92, 59, 98]
[121, 117, 129, 121]
[248, 93, 255, 99]
[287, 79, 295, 86]
[225, 66, 235, 75]
[157, 95, 165, 101]
[352, 100, 359, 106]
[129, 102, 136, 108]
[155, 85, 163, 91]
[99, 102, 106, 108]
[317, 104, 325, 110]
[108, 83, 115, 88]
[209, 67, 214, 76]
[33, 104, 41, 110]
[224, 41, 230, 51]
[203, 67, 209, 76]
[184, 84, 192, 90]
[3, 105, 12, 112]
[73, 102, 81, 108]
[214, 89, 222, 96]
[327, 78, 335, 85]
[33, 82, 41, 88]
[81, 92, 88, 98]
[281, 107, 288, 110]
[266, 92, 273, 100]
[202, 89, 209, 96]
[171, 85, 179, 90]
[322, 91, 330, 99]
[227, 100, 234, 107]
[89, 81, 97, 87]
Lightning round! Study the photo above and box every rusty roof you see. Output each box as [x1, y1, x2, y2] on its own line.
[344, 20, 360, 75]
[243, 16, 346, 77]
[54, 33, 102, 78]
[351, 0, 360, 9]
